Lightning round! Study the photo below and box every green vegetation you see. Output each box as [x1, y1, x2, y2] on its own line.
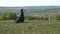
[0, 6, 60, 34]
[0, 20, 60, 34]
[1, 13, 60, 20]
[0, 12, 60, 20]
[25, 16, 35, 20]
[0, 12, 60, 34]
[0, 16, 5, 20]
[54, 14, 60, 20]
[25, 16, 49, 20]
[0, 12, 17, 20]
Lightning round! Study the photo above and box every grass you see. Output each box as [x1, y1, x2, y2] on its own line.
[0, 20, 60, 34]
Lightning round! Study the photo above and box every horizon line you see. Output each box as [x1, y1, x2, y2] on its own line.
[0, 6, 60, 7]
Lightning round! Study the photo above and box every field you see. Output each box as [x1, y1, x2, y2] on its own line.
[0, 20, 60, 34]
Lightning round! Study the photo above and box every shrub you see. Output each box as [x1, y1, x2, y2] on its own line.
[25, 16, 48, 20]
[0, 16, 4, 20]
[35, 16, 48, 20]
[42, 16, 48, 20]
[25, 16, 35, 20]
[0, 16, 6, 20]
[3, 12, 17, 20]
[34, 17, 41, 20]
[54, 14, 60, 20]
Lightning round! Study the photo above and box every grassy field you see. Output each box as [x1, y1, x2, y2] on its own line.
[0, 20, 60, 34]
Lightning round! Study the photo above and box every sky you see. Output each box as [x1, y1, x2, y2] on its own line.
[0, 0, 60, 7]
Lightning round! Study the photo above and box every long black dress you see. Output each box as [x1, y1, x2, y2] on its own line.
[15, 9, 24, 23]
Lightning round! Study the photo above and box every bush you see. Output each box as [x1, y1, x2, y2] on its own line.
[34, 17, 41, 20]
[0, 16, 5, 20]
[25, 16, 48, 20]
[41, 16, 48, 20]
[25, 16, 35, 20]
[3, 12, 17, 20]
[54, 14, 60, 20]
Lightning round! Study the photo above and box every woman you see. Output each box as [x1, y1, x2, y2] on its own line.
[15, 9, 25, 23]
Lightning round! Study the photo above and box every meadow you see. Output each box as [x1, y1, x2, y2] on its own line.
[0, 6, 60, 34]
[0, 20, 60, 34]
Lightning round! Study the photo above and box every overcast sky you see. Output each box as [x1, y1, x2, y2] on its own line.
[0, 0, 60, 7]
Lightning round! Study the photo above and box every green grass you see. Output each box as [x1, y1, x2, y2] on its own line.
[0, 20, 60, 34]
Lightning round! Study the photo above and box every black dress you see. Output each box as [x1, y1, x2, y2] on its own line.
[15, 9, 24, 23]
